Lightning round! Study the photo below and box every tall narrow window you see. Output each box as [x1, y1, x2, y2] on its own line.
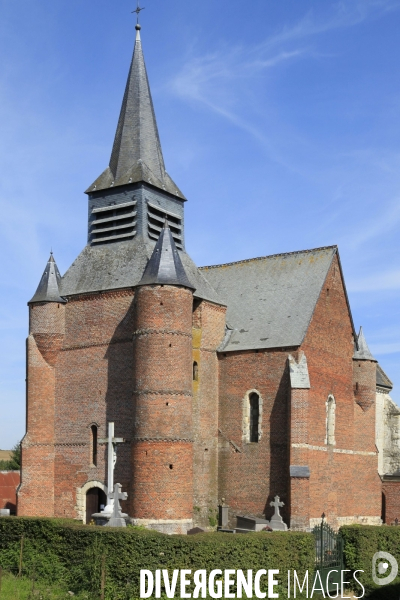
[193, 361, 199, 382]
[326, 395, 336, 446]
[249, 393, 260, 443]
[91, 425, 98, 466]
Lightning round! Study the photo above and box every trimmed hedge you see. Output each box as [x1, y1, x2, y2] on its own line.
[341, 525, 400, 596]
[0, 518, 314, 599]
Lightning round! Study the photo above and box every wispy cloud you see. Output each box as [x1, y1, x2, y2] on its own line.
[341, 198, 400, 251]
[169, 0, 400, 140]
[373, 342, 400, 355]
[349, 268, 400, 293]
[264, 0, 400, 47]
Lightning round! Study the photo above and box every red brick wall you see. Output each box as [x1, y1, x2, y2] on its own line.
[218, 347, 293, 526]
[132, 441, 193, 519]
[382, 481, 400, 524]
[18, 302, 65, 517]
[20, 291, 135, 519]
[192, 301, 226, 528]
[289, 387, 310, 529]
[295, 255, 381, 527]
[131, 285, 194, 521]
[54, 290, 135, 518]
[217, 254, 380, 530]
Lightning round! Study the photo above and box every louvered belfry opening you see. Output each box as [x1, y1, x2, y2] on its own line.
[147, 202, 183, 249]
[90, 200, 137, 245]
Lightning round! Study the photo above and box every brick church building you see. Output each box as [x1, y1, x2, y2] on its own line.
[18, 22, 393, 532]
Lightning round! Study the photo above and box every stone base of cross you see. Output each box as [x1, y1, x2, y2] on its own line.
[105, 483, 128, 528]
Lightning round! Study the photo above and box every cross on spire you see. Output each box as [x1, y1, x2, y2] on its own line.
[132, 0, 145, 24]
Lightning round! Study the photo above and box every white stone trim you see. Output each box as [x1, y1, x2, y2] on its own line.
[288, 352, 310, 389]
[292, 443, 376, 456]
[325, 394, 336, 446]
[242, 389, 263, 443]
[131, 518, 193, 535]
[75, 480, 108, 523]
[310, 515, 381, 528]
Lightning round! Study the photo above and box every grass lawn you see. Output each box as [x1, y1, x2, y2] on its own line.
[0, 571, 93, 599]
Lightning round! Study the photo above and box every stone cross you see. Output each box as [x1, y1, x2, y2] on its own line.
[270, 495, 284, 518]
[99, 422, 124, 513]
[106, 483, 128, 528]
[269, 495, 288, 531]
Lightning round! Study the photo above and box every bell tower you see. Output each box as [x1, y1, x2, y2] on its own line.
[85, 23, 186, 252]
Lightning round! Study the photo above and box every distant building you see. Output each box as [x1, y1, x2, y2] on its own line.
[0, 471, 20, 515]
[18, 22, 399, 531]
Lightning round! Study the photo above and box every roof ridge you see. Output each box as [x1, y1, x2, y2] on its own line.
[199, 245, 338, 271]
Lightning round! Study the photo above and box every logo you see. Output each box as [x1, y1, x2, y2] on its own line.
[372, 552, 398, 586]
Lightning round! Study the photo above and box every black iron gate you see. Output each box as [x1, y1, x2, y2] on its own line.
[312, 517, 344, 594]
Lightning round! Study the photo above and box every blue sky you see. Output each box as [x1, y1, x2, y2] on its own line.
[0, 0, 400, 448]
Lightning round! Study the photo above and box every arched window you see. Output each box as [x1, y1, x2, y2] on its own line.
[249, 393, 260, 442]
[326, 395, 336, 446]
[193, 361, 199, 382]
[91, 425, 98, 466]
[242, 390, 263, 443]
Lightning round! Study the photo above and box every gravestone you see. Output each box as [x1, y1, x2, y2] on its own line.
[218, 498, 229, 529]
[269, 495, 288, 531]
[236, 515, 270, 532]
[0, 509, 10, 517]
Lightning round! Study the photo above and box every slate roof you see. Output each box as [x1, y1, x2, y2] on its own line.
[200, 246, 340, 352]
[60, 238, 221, 304]
[138, 220, 195, 289]
[353, 327, 376, 361]
[86, 27, 185, 200]
[376, 363, 393, 390]
[29, 254, 66, 304]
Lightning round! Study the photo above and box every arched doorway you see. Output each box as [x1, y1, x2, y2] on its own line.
[86, 487, 107, 524]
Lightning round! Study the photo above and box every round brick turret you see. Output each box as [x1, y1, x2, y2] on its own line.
[19, 254, 66, 517]
[353, 327, 377, 412]
[131, 285, 194, 527]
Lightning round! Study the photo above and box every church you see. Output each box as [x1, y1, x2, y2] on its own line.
[18, 20, 397, 533]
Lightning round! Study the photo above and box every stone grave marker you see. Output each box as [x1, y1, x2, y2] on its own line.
[269, 495, 288, 531]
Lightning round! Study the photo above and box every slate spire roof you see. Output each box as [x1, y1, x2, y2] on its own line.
[29, 253, 66, 304]
[353, 326, 376, 361]
[138, 220, 195, 289]
[86, 25, 185, 199]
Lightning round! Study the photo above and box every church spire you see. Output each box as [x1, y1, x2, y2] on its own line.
[86, 23, 185, 199]
[29, 253, 66, 304]
[138, 220, 195, 289]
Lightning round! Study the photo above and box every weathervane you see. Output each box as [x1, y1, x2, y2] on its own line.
[132, 0, 145, 24]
